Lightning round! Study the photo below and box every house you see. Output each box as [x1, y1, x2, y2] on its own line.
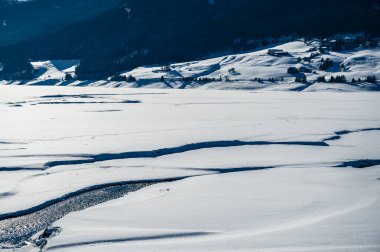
[268, 49, 290, 57]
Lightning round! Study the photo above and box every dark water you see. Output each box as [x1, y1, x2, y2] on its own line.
[0, 182, 154, 249]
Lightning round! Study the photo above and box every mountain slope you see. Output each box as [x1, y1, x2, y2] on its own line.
[3, 41, 379, 92]
[1, 0, 380, 79]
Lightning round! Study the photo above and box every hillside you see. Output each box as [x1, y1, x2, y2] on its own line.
[0, 0, 379, 79]
[2, 41, 379, 92]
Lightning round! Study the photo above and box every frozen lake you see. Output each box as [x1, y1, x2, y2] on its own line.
[0, 85, 379, 251]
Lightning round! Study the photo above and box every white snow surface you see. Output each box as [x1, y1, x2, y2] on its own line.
[0, 85, 379, 251]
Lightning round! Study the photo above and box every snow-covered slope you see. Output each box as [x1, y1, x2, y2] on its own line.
[125, 41, 310, 81]
[0, 85, 379, 251]
[1, 41, 379, 91]
[29, 60, 79, 85]
[121, 41, 380, 90]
